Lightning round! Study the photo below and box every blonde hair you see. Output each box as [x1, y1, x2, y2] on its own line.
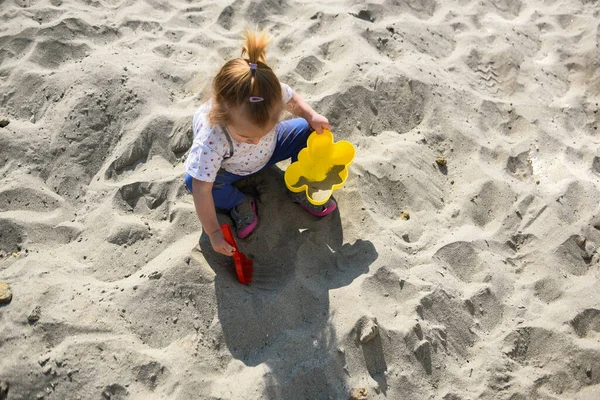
[209, 29, 283, 128]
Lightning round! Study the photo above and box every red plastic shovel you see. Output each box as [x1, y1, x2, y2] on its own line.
[221, 224, 253, 284]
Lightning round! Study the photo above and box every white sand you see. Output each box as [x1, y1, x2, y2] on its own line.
[1, 0, 600, 399]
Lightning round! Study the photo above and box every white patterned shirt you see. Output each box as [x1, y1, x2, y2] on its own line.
[184, 83, 294, 182]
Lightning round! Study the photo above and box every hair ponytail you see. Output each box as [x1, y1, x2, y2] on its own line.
[209, 29, 283, 129]
[242, 29, 270, 64]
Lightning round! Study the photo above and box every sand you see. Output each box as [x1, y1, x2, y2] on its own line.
[1, 0, 600, 399]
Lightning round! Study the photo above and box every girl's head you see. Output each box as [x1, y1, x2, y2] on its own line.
[210, 29, 283, 144]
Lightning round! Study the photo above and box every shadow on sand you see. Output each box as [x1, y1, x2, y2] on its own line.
[197, 167, 378, 399]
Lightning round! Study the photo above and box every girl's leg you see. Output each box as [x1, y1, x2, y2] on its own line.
[263, 118, 312, 168]
[185, 169, 245, 211]
[185, 170, 258, 238]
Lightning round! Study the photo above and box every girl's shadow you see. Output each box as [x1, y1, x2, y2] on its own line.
[196, 167, 378, 398]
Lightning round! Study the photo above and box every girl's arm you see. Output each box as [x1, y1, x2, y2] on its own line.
[285, 92, 331, 133]
[191, 178, 235, 256]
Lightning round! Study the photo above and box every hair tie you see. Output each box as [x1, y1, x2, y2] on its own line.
[248, 63, 261, 102]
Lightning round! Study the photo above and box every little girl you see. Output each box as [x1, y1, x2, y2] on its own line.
[184, 30, 336, 256]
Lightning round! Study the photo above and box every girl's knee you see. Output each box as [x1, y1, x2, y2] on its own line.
[296, 118, 311, 135]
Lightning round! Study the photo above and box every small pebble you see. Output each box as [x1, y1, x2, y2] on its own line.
[28, 306, 42, 324]
[357, 316, 379, 344]
[435, 156, 447, 167]
[350, 387, 368, 400]
[38, 354, 50, 366]
[148, 271, 162, 280]
[0, 281, 12, 304]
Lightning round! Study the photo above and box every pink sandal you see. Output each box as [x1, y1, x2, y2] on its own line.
[230, 197, 258, 239]
[290, 191, 337, 217]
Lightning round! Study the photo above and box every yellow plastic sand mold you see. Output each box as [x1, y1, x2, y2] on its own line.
[284, 130, 356, 206]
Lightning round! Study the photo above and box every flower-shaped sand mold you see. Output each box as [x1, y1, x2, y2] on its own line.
[284, 130, 355, 205]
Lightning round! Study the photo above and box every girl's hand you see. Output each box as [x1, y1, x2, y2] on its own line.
[209, 230, 235, 256]
[308, 113, 331, 134]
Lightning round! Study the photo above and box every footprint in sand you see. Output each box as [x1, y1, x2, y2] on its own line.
[0, 219, 25, 253]
[571, 309, 600, 338]
[153, 44, 198, 64]
[295, 55, 325, 81]
[29, 39, 91, 69]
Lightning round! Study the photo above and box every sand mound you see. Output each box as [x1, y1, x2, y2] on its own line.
[1, 0, 600, 399]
